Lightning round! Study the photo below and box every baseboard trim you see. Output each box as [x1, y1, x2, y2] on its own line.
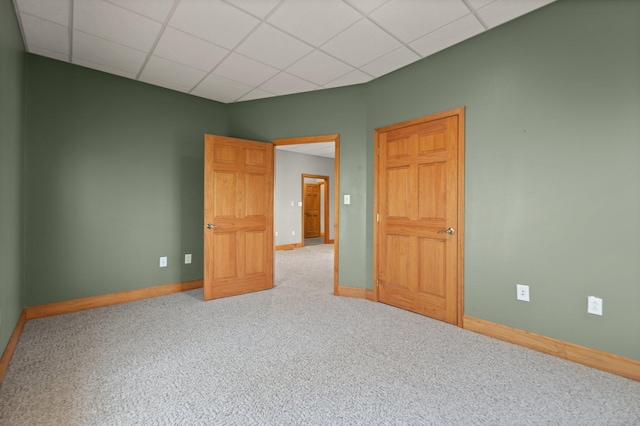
[0, 309, 27, 385]
[275, 243, 303, 251]
[463, 316, 640, 382]
[25, 279, 204, 320]
[335, 285, 375, 301]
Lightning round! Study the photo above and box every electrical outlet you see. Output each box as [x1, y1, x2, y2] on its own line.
[588, 296, 603, 316]
[516, 284, 530, 302]
[291, 230, 295, 236]
[159, 256, 167, 267]
[184, 254, 192, 264]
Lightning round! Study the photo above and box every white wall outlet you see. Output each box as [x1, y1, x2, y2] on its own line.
[516, 284, 530, 302]
[344, 194, 351, 205]
[159, 256, 168, 267]
[184, 254, 192, 264]
[588, 296, 603, 315]
[291, 230, 295, 236]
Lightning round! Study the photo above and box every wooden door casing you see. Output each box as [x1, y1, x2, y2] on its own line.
[204, 135, 274, 300]
[374, 108, 465, 326]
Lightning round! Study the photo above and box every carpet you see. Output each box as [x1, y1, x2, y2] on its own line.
[1, 244, 639, 425]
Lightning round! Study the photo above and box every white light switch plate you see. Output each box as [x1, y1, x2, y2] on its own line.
[184, 254, 192, 264]
[159, 256, 167, 267]
[344, 194, 351, 205]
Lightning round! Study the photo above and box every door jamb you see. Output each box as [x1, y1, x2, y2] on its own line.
[373, 108, 465, 327]
[301, 174, 330, 244]
[273, 134, 340, 295]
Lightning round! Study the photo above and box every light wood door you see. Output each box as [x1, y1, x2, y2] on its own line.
[375, 108, 464, 325]
[204, 135, 274, 300]
[304, 183, 321, 238]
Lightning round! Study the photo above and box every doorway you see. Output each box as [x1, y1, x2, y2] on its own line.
[302, 174, 330, 245]
[273, 134, 340, 294]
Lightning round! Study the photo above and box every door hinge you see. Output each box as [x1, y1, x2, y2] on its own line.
[376, 279, 379, 287]
[376, 213, 379, 222]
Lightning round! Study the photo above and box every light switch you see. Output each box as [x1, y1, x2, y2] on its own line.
[344, 194, 351, 205]
[298, 201, 302, 207]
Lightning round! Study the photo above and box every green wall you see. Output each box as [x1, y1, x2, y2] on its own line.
[365, 0, 640, 360]
[7, 0, 639, 363]
[24, 56, 228, 306]
[0, 0, 26, 357]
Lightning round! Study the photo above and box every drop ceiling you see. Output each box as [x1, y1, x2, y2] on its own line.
[276, 141, 335, 159]
[14, 0, 556, 104]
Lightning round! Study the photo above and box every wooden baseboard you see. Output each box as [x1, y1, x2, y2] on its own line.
[25, 279, 204, 320]
[463, 316, 640, 382]
[275, 243, 303, 251]
[335, 286, 375, 301]
[0, 310, 27, 385]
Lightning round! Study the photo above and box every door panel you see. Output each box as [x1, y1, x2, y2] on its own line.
[204, 135, 274, 300]
[304, 183, 321, 238]
[376, 109, 463, 325]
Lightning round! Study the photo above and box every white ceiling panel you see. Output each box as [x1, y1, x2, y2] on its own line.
[73, 31, 147, 75]
[153, 27, 229, 72]
[360, 46, 419, 78]
[213, 53, 279, 87]
[193, 73, 253, 103]
[20, 14, 69, 55]
[344, 0, 389, 15]
[409, 14, 485, 58]
[170, 0, 260, 49]
[323, 69, 373, 89]
[260, 72, 318, 96]
[238, 88, 278, 102]
[321, 18, 402, 68]
[286, 51, 354, 86]
[224, 0, 282, 19]
[15, 0, 558, 103]
[237, 24, 314, 69]
[276, 142, 335, 159]
[72, 57, 137, 79]
[477, 0, 556, 29]
[16, 0, 70, 26]
[74, 0, 161, 51]
[105, 0, 175, 22]
[140, 56, 207, 91]
[267, 0, 362, 47]
[467, 0, 498, 9]
[370, 0, 470, 43]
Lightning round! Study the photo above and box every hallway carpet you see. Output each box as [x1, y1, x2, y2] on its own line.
[1, 244, 639, 425]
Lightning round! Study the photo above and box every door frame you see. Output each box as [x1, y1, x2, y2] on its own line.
[301, 174, 330, 244]
[373, 107, 465, 326]
[273, 134, 340, 295]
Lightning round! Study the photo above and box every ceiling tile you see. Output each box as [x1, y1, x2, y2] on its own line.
[16, 0, 70, 26]
[323, 69, 372, 89]
[224, 0, 281, 19]
[29, 46, 69, 62]
[138, 76, 190, 94]
[154, 27, 229, 72]
[321, 19, 401, 68]
[467, 0, 498, 10]
[73, 31, 147, 75]
[478, 0, 556, 29]
[192, 74, 253, 103]
[213, 53, 279, 87]
[105, 0, 175, 22]
[360, 46, 419, 77]
[370, 0, 469, 43]
[409, 14, 485, 57]
[259, 72, 318, 96]
[236, 24, 314, 69]
[286, 51, 354, 86]
[170, 0, 260, 50]
[72, 58, 138, 79]
[74, 0, 161, 51]
[344, 0, 390, 15]
[20, 14, 69, 55]
[237, 88, 277, 102]
[267, 0, 362, 47]
[140, 56, 207, 91]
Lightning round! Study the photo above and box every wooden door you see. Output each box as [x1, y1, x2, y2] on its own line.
[375, 108, 464, 325]
[204, 135, 274, 300]
[304, 183, 320, 238]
